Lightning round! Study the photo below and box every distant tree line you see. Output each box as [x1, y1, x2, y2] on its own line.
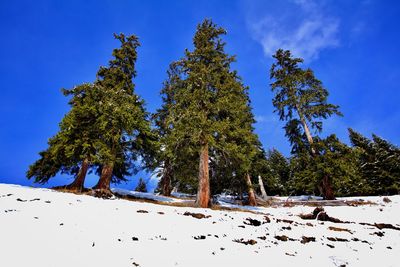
[27, 19, 400, 207]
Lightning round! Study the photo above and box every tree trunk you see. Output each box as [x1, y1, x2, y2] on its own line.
[65, 158, 89, 192]
[321, 175, 335, 200]
[161, 161, 172, 196]
[245, 173, 257, 206]
[299, 113, 316, 155]
[93, 162, 114, 191]
[258, 175, 268, 200]
[196, 143, 210, 208]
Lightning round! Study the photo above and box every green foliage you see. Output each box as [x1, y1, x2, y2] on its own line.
[349, 128, 400, 194]
[28, 33, 158, 186]
[264, 148, 290, 195]
[156, 19, 261, 195]
[270, 49, 342, 154]
[135, 178, 148, 193]
[287, 135, 369, 197]
[27, 83, 98, 184]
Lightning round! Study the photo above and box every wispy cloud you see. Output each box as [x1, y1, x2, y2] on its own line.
[247, 0, 340, 61]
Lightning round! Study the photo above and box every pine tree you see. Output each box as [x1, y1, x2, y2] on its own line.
[163, 19, 260, 207]
[270, 49, 342, 199]
[349, 129, 400, 194]
[92, 33, 157, 194]
[135, 178, 148, 193]
[27, 83, 99, 192]
[265, 148, 290, 195]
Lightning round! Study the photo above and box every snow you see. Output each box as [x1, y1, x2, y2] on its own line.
[1, 183, 399, 267]
[111, 188, 188, 203]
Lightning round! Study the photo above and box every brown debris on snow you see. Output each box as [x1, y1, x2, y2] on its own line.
[327, 237, 349, 242]
[360, 222, 400, 231]
[299, 207, 347, 223]
[328, 226, 353, 234]
[137, 210, 149, 213]
[183, 211, 211, 219]
[233, 238, 257, 245]
[300, 236, 316, 244]
[243, 218, 262, 226]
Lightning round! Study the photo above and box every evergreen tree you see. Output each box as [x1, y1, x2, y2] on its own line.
[349, 129, 400, 194]
[288, 134, 364, 197]
[27, 83, 99, 192]
[135, 177, 148, 193]
[164, 19, 260, 207]
[264, 148, 290, 195]
[270, 49, 342, 199]
[92, 33, 157, 194]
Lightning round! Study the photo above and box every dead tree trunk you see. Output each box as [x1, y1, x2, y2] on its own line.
[245, 173, 257, 206]
[196, 143, 210, 208]
[258, 175, 268, 200]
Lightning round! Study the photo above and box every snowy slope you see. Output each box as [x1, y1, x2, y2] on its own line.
[1, 183, 399, 267]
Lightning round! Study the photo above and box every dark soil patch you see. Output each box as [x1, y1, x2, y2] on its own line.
[132, 237, 139, 241]
[16, 198, 27, 202]
[193, 235, 206, 240]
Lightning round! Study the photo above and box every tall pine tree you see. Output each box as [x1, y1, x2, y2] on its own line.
[92, 33, 157, 194]
[163, 19, 260, 207]
[270, 49, 342, 199]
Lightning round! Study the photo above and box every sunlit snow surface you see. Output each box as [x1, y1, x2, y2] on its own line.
[1, 183, 399, 267]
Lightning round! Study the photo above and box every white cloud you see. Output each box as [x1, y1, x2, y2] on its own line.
[248, 0, 340, 61]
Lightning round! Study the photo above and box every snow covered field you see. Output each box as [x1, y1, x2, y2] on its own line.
[1, 183, 399, 267]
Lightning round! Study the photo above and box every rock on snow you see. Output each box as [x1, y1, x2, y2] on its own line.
[0, 183, 399, 267]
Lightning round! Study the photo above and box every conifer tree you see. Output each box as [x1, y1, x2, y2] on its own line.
[270, 49, 342, 199]
[349, 129, 400, 194]
[92, 33, 157, 194]
[27, 83, 99, 192]
[135, 178, 148, 193]
[164, 19, 260, 207]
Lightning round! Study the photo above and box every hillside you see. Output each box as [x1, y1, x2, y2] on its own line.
[0, 183, 399, 267]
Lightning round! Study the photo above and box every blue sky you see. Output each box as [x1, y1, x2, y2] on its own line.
[1, 0, 399, 191]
